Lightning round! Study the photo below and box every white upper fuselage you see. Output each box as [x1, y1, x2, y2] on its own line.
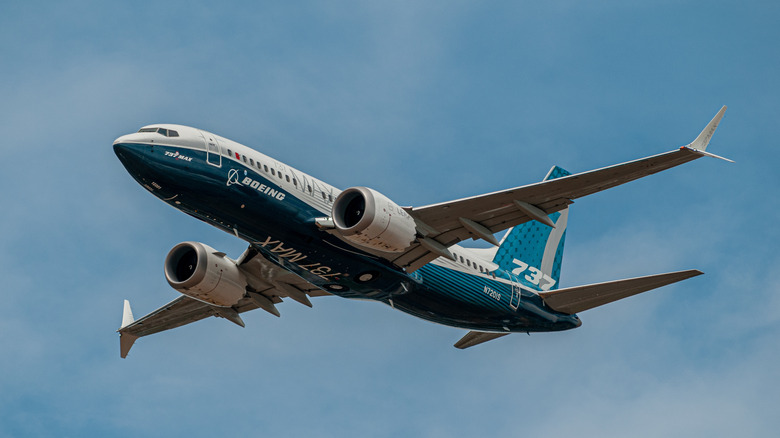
[114, 124, 501, 277]
[116, 124, 340, 215]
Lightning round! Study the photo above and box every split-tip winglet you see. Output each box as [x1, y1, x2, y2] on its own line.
[682, 105, 733, 162]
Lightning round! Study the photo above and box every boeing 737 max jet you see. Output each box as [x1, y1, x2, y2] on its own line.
[114, 106, 729, 357]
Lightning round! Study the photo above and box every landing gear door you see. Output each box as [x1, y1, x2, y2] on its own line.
[199, 131, 222, 167]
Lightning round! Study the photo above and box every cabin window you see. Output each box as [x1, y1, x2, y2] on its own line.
[264, 165, 269, 172]
[467, 260, 471, 268]
[249, 158, 254, 166]
[293, 178, 297, 186]
[459, 256, 464, 263]
[328, 194, 333, 202]
[242, 155, 247, 163]
[321, 192, 326, 200]
[271, 168, 276, 176]
[285, 175, 290, 182]
[227, 149, 233, 157]
[278, 172, 283, 179]
[307, 185, 312, 193]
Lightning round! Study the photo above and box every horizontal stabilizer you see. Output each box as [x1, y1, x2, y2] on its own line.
[539, 270, 702, 314]
[454, 331, 509, 349]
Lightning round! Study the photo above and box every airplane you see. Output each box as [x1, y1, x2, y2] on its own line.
[114, 106, 729, 358]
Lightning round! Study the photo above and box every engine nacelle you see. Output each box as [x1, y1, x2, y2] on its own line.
[332, 187, 417, 253]
[164, 241, 247, 307]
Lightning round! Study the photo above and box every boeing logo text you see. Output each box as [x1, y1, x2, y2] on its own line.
[227, 169, 286, 201]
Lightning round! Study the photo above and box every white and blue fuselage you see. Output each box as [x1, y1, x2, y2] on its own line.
[114, 124, 581, 334]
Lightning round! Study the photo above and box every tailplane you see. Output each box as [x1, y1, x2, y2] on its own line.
[492, 166, 571, 291]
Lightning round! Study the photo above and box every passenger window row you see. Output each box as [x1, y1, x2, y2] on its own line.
[224, 148, 334, 203]
[452, 253, 495, 278]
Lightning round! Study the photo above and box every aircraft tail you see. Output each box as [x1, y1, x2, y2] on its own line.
[492, 166, 571, 291]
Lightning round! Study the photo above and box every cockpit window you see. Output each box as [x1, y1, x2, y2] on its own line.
[137, 127, 179, 137]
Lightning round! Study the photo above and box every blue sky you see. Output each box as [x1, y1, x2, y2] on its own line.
[1, 1, 778, 436]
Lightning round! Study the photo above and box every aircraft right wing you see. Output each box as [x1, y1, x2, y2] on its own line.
[389, 107, 729, 272]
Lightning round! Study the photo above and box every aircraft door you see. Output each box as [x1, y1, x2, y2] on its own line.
[199, 131, 222, 167]
[509, 274, 521, 310]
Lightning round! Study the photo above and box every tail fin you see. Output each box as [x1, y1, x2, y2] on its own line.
[492, 166, 571, 291]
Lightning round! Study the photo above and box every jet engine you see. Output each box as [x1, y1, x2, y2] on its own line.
[164, 241, 247, 307]
[331, 187, 417, 253]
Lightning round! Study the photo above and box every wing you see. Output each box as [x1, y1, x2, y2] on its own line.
[389, 106, 728, 272]
[118, 245, 330, 358]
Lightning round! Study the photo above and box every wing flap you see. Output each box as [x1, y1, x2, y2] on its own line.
[539, 270, 703, 314]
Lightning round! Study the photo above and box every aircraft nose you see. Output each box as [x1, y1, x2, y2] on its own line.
[114, 142, 149, 176]
[113, 134, 134, 145]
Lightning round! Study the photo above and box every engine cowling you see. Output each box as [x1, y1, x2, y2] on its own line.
[164, 242, 247, 307]
[332, 187, 417, 253]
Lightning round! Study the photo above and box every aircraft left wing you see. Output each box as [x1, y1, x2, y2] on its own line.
[391, 107, 728, 271]
[118, 245, 330, 358]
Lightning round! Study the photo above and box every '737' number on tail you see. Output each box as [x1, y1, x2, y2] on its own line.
[511, 259, 556, 291]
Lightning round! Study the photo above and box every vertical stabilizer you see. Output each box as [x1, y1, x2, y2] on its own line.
[492, 166, 571, 291]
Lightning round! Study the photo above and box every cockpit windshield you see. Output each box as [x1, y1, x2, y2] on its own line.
[138, 127, 179, 137]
